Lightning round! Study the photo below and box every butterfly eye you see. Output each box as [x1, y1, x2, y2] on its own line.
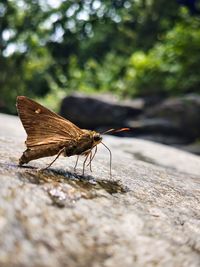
[93, 133, 102, 142]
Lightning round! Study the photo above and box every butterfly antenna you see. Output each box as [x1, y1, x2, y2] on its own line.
[101, 142, 112, 178]
[101, 128, 115, 135]
[101, 128, 130, 135]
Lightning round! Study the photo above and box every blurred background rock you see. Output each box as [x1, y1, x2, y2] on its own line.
[0, 0, 200, 154]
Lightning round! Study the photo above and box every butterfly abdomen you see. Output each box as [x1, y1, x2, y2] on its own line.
[19, 145, 62, 165]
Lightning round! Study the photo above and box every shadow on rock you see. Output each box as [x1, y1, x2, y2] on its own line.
[16, 167, 129, 208]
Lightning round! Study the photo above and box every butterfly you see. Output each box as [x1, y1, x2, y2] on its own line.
[16, 96, 129, 176]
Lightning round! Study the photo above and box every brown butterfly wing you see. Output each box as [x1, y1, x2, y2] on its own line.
[16, 96, 83, 148]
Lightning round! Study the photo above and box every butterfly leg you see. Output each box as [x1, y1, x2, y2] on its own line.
[87, 146, 98, 172]
[82, 152, 91, 176]
[42, 147, 65, 170]
[89, 151, 93, 172]
[74, 155, 79, 172]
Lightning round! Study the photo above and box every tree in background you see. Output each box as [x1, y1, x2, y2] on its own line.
[0, 0, 199, 113]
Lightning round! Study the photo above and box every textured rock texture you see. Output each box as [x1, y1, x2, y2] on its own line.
[0, 113, 200, 267]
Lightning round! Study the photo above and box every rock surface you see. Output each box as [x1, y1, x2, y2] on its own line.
[60, 93, 143, 129]
[0, 113, 200, 267]
[145, 94, 200, 140]
[60, 93, 200, 154]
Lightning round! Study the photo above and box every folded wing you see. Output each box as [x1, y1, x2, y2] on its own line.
[16, 96, 83, 148]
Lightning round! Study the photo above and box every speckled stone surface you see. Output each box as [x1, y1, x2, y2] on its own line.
[0, 113, 200, 267]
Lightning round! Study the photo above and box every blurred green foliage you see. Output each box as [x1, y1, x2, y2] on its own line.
[125, 15, 200, 97]
[0, 0, 200, 113]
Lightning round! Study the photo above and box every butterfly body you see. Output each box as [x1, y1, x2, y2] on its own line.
[17, 96, 102, 169]
[19, 131, 101, 165]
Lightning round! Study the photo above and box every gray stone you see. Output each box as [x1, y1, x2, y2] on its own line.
[60, 93, 143, 129]
[179, 142, 200, 155]
[145, 94, 200, 139]
[59, 93, 200, 153]
[0, 113, 200, 267]
[127, 118, 187, 144]
[126, 94, 200, 152]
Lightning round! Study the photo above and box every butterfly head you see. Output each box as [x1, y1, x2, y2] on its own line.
[92, 131, 102, 145]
